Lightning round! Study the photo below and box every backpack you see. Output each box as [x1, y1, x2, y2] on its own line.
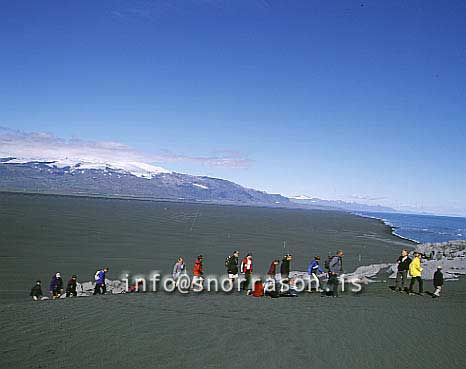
[225, 255, 232, 268]
[324, 256, 333, 270]
[193, 260, 203, 276]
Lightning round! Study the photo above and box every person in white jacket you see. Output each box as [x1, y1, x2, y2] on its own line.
[172, 257, 186, 282]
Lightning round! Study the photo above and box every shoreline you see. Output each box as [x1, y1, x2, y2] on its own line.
[342, 212, 466, 282]
[352, 212, 421, 244]
[348, 212, 466, 283]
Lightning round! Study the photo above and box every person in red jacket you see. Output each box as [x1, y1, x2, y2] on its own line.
[266, 258, 280, 294]
[192, 255, 204, 291]
[267, 259, 279, 277]
[252, 279, 264, 297]
[193, 255, 204, 276]
[240, 253, 253, 293]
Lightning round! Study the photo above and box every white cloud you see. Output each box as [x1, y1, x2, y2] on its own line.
[156, 149, 252, 169]
[349, 194, 389, 202]
[0, 127, 251, 169]
[0, 127, 149, 164]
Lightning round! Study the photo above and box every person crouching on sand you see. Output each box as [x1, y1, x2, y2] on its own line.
[264, 277, 279, 298]
[192, 255, 204, 291]
[172, 257, 186, 283]
[49, 272, 64, 299]
[30, 280, 43, 301]
[240, 253, 253, 293]
[252, 279, 264, 297]
[280, 278, 298, 297]
[432, 266, 443, 298]
[93, 267, 109, 295]
[408, 253, 423, 295]
[66, 275, 78, 297]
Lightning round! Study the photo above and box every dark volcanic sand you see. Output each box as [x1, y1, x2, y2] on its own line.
[1, 280, 466, 369]
[1, 192, 465, 369]
[0, 192, 413, 299]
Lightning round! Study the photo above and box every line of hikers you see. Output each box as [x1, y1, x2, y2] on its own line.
[392, 249, 444, 298]
[30, 248, 444, 300]
[129, 251, 344, 297]
[30, 267, 109, 300]
[30, 251, 344, 299]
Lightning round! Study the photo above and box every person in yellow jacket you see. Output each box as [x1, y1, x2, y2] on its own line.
[408, 252, 423, 295]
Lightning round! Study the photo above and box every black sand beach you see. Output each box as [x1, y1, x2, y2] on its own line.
[2, 279, 466, 369]
[1, 192, 465, 369]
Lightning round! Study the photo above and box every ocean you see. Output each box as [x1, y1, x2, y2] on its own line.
[359, 211, 466, 244]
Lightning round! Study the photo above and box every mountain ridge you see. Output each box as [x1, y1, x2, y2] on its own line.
[0, 157, 397, 213]
[0, 158, 289, 206]
[289, 195, 397, 213]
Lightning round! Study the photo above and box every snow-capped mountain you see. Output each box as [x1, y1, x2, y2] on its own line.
[0, 157, 288, 206]
[2, 157, 170, 179]
[289, 195, 396, 213]
[0, 157, 398, 212]
[289, 195, 317, 201]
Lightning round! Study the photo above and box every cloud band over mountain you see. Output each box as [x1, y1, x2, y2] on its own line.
[0, 127, 251, 169]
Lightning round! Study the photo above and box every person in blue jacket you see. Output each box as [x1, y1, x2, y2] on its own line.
[93, 267, 109, 295]
[307, 256, 324, 292]
[49, 272, 64, 299]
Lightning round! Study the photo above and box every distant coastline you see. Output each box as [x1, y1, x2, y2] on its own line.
[353, 212, 421, 244]
[0, 189, 371, 213]
[2, 189, 461, 247]
[353, 211, 466, 245]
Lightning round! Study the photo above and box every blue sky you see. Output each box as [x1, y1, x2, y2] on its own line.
[1, 0, 465, 215]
